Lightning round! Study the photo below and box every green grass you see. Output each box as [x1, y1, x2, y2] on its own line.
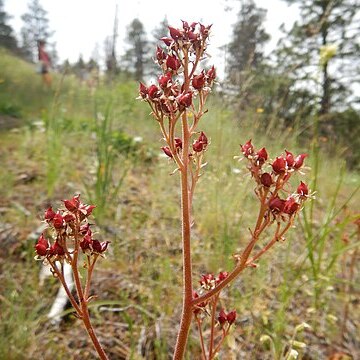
[0, 48, 359, 359]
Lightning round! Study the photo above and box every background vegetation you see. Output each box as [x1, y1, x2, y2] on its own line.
[0, 0, 359, 359]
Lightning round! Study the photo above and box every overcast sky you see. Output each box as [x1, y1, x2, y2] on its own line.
[5, 0, 299, 74]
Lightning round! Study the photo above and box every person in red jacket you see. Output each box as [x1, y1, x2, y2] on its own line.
[38, 40, 52, 87]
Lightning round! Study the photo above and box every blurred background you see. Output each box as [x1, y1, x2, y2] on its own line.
[0, 0, 359, 359]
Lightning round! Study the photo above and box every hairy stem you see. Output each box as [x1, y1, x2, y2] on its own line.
[173, 111, 194, 360]
[71, 217, 108, 359]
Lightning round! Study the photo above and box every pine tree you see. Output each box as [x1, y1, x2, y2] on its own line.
[0, 0, 17, 51]
[278, 0, 360, 115]
[122, 18, 150, 81]
[20, 0, 54, 61]
[225, 0, 270, 106]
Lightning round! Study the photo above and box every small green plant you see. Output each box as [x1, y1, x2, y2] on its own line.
[45, 111, 62, 197]
[83, 107, 127, 220]
[301, 156, 360, 309]
[0, 101, 22, 117]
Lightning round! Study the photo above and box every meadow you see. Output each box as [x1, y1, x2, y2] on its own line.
[0, 47, 359, 359]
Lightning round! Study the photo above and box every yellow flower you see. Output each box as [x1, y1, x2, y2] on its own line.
[256, 108, 264, 113]
[319, 44, 337, 66]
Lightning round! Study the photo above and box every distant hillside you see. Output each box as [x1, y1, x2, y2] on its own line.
[0, 47, 55, 119]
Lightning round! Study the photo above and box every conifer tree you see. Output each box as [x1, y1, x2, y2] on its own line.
[225, 0, 270, 107]
[0, 0, 17, 51]
[20, 0, 54, 61]
[122, 18, 150, 81]
[278, 0, 360, 114]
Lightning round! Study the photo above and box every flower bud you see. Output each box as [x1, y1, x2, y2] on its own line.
[285, 150, 294, 167]
[269, 196, 286, 213]
[63, 195, 80, 212]
[193, 140, 204, 152]
[83, 204, 96, 216]
[63, 213, 75, 223]
[158, 72, 172, 89]
[160, 37, 173, 46]
[181, 20, 192, 31]
[188, 31, 198, 42]
[175, 137, 182, 149]
[257, 147, 268, 163]
[178, 92, 193, 108]
[155, 46, 166, 62]
[284, 197, 300, 215]
[139, 82, 148, 98]
[190, 22, 197, 31]
[53, 212, 64, 229]
[200, 23, 212, 37]
[206, 65, 216, 83]
[168, 26, 182, 40]
[272, 156, 286, 174]
[241, 140, 254, 157]
[44, 207, 56, 221]
[148, 84, 160, 99]
[226, 310, 237, 325]
[166, 55, 181, 71]
[193, 132, 208, 153]
[198, 131, 208, 146]
[35, 233, 49, 256]
[92, 240, 110, 254]
[297, 181, 309, 197]
[218, 309, 227, 325]
[192, 72, 206, 90]
[260, 172, 273, 187]
[50, 241, 65, 256]
[294, 153, 308, 169]
[161, 146, 173, 158]
[80, 230, 92, 252]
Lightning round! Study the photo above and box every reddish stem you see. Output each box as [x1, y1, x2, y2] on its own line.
[210, 326, 230, 359]
[84, 255, 98, 300]
[70, 216, 109, 360]
[208, 295, 219, 358]
[195, 316, 207, 360]
[48, 260, 82, 315]
[173, 111, 194, 360]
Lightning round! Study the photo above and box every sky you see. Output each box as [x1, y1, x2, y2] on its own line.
[5, 0, 299, 75]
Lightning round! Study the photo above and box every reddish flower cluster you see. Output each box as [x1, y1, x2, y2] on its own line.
[138, 21, 215, 159]
[240, 140, 310, 219]
[193, 272, 229, 315]
[35, 195, 109, 259]
[217, 308, 237, 326]
[161, 137, 183, 158]
[199, 271, 229, 290]
[193, 131, 208, 153]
